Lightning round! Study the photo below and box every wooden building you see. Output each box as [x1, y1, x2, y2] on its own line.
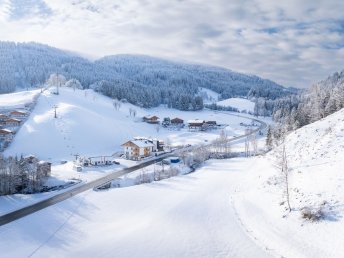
[10, 110, 27, 119]
[0, 129, 13, 141]
[4, 118, 21, 127]
[188, 119, 206, 130]
[143, 115, 160, 124]
[171, 117, 184, 125]
[122, 140, 155, 160]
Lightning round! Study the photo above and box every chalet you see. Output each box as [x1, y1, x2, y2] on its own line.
[0, 114, 8, 122]
[133, 136, 164, 152]
[122, 140, 155, 160]
[0, 129, 13, 141]
[4, 118, 21, 127]
[188, 119, 206, 130]
[10, 110, 27, 119]
[143, 115, 160, 124]
[171, 117, 184, 125]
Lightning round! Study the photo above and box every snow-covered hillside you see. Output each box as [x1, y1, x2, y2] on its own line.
[4, 87, 251, 161]
[233, 108, 344, 257]
[0, 89, 40, 109]
[0, 158, 270, 258]
[217, 98, 255, 113]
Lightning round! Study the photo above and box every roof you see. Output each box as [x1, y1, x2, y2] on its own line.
[0, 128, 13, 134]
[122, 140, 154, 148]
[144, 115, 159, 120]
[187, 119, 205, 124]
[10, 110, 27, 115]
[0, 114, 8, 118]
[6, 118, 21, 123]
[171, 117, 183, 122]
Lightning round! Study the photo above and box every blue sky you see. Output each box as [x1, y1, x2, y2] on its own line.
[0, 0, 344, 88]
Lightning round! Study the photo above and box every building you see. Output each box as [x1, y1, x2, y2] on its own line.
[10, 110, 27, 119]
[206, 121, 217, 128]
[0, 114, 8, 123]
[188, 119, 206, 130]
[0, 129, 13, 141]
[171, 117, 184, 126]
[143, 115, 160, 124]
[4, 118, 21, 127]
[122, 139, 155, 160]
[87, 156, 113, 166]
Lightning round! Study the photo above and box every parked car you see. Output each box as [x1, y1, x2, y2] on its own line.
[113, 160, 120, 165]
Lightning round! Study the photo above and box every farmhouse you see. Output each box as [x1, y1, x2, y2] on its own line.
[10, 110, 27, 119]
[4, 118, 21, 127]
[143, 115, 160, 124]
[0, 114, 8, 122]
[171, 117, 184, 125]
[0, 129, 13, 141]
[188, 119, 206, 130]
[122, 140, 155, 160]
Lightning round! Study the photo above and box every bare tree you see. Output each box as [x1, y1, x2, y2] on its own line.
[275, 143, 292, 212]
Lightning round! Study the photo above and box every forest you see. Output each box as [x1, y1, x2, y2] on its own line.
[0, 41, 296, 110]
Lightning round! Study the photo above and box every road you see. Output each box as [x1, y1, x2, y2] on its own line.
[0, 113, 267, 227]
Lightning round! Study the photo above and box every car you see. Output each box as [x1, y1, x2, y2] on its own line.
[113, 160, 120, 165]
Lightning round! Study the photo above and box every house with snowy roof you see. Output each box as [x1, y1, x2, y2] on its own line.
[122, 139, 155, 160]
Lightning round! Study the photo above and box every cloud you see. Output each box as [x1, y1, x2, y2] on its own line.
[0, 0, 343, 88]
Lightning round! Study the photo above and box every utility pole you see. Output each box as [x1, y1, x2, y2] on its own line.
[56, 73, 60, 95]
[53, 105, 58, 118]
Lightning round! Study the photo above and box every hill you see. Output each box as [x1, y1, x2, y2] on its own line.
[0, 42, 296, 110]
[234, 107, 344, 257]
[4, 87, 253, 161]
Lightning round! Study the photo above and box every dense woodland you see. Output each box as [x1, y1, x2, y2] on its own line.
[0, 41, 296, 110]
[267, 70, 344, 147]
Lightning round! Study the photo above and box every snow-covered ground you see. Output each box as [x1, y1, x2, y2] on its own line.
[0, 87, 260, 215]
[0, 158, 270, 258]
[4, 87, 252, 161]
[233, 108, 344, 257]
[217, 98, 255, 113]
[0, 89, 40, 109]
[198, 87, 220, 104]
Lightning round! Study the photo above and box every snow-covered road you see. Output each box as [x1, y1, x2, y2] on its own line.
[0, 158, 270, 258]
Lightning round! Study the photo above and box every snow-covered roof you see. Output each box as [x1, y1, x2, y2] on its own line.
[144, 115, 159, 119]
[0, 128, 13, 134]
[122, 139, 155, 148]
[131, 140, 154, 148]
[187, 119, 205, 124]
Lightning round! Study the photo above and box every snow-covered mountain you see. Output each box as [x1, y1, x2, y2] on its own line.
[0, 42, 296, 110]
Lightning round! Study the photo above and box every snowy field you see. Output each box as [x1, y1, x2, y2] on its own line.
[4, 87, 253, 161]
[0, 89, 40, 109]
[0, 87, 262, 215]
[0, 158, 270, 258]
[217, 97, 255, 113]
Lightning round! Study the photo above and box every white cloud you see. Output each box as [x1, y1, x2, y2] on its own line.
[0, 0, 344, 87]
